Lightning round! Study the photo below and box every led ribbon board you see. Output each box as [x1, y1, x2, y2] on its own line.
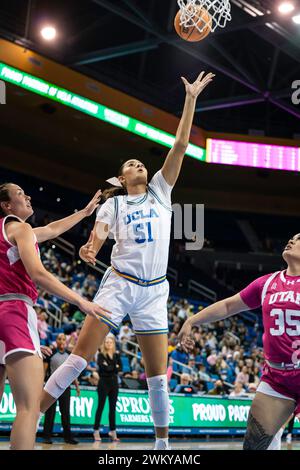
[0, 62, 205, 161]
[206, 138, 300, 172]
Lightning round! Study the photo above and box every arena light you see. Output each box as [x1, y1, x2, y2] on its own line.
[0, 62, 205, 161]
[292, 13, 300, 23]
[41, 26, 57, 41]
[206, 138, 300, 172]
[278, 2, 295, 14]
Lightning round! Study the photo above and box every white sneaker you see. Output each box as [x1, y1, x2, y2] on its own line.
[154, 439, 171, 450]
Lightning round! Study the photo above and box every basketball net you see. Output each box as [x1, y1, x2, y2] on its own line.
[177, 0, 232, 33]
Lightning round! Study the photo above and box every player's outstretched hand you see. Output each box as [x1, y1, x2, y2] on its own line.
[177, 318, 195, 353]
[78, 298, 111, 321]
[181, 71, 215, 99]
[79, 231, 97, 265]
[83, 190, 102, 217]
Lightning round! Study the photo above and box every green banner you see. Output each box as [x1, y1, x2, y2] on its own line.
[0, 62, 205, 161]
[1, 384, 299, 430]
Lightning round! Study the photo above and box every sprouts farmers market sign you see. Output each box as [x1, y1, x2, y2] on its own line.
[1, 385, 299, 435]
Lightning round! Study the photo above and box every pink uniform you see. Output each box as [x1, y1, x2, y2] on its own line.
[0, 215, 41, 364]
[240, 270, 300, 413]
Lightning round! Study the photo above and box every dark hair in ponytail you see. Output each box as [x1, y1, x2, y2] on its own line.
[101, 162, 127, 202]
[0, 183, 12, 217]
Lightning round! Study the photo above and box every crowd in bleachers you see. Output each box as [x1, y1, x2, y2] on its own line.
[36, 244, 264, 396]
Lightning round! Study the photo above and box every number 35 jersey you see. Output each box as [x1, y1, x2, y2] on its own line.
[96, 171, 173, 281]
[240, 270, 300, 364]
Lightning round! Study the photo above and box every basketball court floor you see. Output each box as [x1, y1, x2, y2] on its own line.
[0, 438, 299, 450]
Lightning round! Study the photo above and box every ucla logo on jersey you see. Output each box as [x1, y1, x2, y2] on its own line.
[124, 208, 159, 225]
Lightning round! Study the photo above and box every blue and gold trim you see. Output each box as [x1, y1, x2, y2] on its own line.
[134, 328, 169, 336]
[148, 186, 172, 213]
[112, 266, 166, 287]
[96, 312, 119, 330]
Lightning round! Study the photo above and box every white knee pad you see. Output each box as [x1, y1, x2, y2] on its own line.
[147, 375, 169, 428]
[44, 354, 87, 400]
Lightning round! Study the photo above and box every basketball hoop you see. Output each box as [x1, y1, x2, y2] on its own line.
[177, 0, 232, 33]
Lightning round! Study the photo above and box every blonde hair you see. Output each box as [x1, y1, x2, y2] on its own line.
[100, 334, 116, 356]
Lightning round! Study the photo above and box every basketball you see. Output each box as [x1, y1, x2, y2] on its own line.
[174, 5, 212, 42]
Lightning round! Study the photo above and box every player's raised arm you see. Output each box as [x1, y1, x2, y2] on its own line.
[161, 71, 215, 187]
[33, 190, 102, 243]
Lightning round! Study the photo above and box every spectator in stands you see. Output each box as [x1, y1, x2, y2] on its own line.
[235, 359, 245, 376]
[172, 319, 182, 335]
[182, 356, 198, 379]
[130, 356, 145, 378]
[235, 365, 250, 388]
[176, 299, 192, 321]
[123, 370, 139, 380]
[170, 344, 189, 372]
[83, 274, 97, 291]
[37, 309, 50, 343]
[229, 382, 245, 397]
[208, 379, 227, 396]
[118, 323, 134, 352]
[248, 366, 260, 386]
[67, 324, 82, 352]
[80, 359, 99, 386]
[72, 281, 83, 296]
[139, 358, 147, 381]
[205, 331, 218, 350]
[174, 373, 197, 394]
[93, 335, 122, 442]
[216, 356, 230, 381]
[206, 351, 218, 374]
[167, 333, 177, 354]
[72, 307, 85, 324]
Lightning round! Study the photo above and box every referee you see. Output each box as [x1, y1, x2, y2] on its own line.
[42, 333, 80, 445]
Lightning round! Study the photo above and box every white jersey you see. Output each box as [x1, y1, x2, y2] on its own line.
[96, 170, 173, 280]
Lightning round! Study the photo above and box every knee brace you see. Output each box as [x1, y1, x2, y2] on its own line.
[147, 375, 169, 428]
[44, 354, 87, 400]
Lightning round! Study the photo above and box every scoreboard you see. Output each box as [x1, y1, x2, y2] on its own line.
[206, 138, 300, 172]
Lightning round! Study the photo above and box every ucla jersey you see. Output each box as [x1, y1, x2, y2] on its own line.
[96, 171, 173, 280]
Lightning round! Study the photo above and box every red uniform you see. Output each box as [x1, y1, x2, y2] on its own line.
[0, 215, 41, 364]
[240, 270, 300, 414]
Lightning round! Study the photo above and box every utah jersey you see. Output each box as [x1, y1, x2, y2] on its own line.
[96, 170, 173, 280]
[0, 215, 39, 303]
[240, 270, 300, 364]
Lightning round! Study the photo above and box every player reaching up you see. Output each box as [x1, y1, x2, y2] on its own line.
[179, 233, 300, 450]
[40, 71, 215, 450]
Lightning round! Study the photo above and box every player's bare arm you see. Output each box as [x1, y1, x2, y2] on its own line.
[33, 190, 102, 243]
[8, 221, 110, 320]
[79, 221, 109, 266]
[178, 293, 248, 352]
[161, 72, 215, 187]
